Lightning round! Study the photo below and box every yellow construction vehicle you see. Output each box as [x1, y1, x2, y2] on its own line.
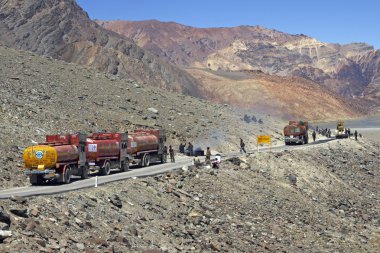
[336, 121, 348, 139]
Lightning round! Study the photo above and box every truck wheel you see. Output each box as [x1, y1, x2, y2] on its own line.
[30, 175, 43, 185]
[120, 160, 129, 172]
[81, 164, 89, 179]
[144, 154, 150, 167]
[161, 154, 167, 163]
[64, 167, 72, 184]
[101, 161, 111, 175]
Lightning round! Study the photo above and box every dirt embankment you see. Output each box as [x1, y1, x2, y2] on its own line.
[0, 138, 379, 253]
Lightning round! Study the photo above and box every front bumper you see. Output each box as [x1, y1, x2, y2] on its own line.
[285, 136, 303, 144]
[24, 169, 56, 175]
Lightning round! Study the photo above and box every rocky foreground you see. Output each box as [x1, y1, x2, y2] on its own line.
[0, 138, 379, 253]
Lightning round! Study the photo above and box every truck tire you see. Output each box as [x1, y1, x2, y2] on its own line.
[30, 174, 43, 185]
[64, 167, 72, 184]
[144, 154, 150, 167]
[120, 160, 129, 172]
[81, 164, 89, 179]
[161, 154, 167, 163]
[101, 161, 111, 176]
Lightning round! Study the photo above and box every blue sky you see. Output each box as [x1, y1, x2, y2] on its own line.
[77, 0, 379, 49]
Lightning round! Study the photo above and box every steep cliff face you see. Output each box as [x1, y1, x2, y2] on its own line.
[100, 20, 380, 107]
[0, 0, 201, 95]
[98, 20, 301, 66]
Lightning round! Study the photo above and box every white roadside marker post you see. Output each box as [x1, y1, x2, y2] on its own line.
[95, 176, 98, 188]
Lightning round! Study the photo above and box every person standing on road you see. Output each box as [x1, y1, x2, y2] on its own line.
[205, 147, 211, 165]
[163, 146, 168, 161]
[169, 145, 175, 163]
[354, 130, 358, 141]
[312, 130, 316, 142]
[193, 155, 201, 168]
[240, 138, 247, 154]
[187, 142, 194, 156]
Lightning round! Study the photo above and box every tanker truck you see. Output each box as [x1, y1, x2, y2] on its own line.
[127, 129, 166, 167]
[22, 129, 166, 185]
[86, 132, 129, 175]
[23, 132, 128, 185]
[284, 120, 309, 145]
[23, 133, 88, 185]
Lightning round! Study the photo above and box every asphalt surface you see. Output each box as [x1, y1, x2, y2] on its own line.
[0, 138, 335, 199]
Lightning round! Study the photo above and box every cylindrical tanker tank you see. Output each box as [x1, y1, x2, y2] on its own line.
[86, 138, 120, 161]
[23, 145, 79, 170]
[55, 145, 79, 162]
[127, 133, 159, 155]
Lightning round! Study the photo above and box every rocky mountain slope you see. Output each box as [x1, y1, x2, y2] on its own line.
[99, 20, 380, 109]
[0, 0, 200, 95]
[0, 45, 282, 189]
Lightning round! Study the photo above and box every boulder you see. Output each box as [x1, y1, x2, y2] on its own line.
[0, 209, 11, 226]
[9, 195, 27, 204]
[0, 230, 12, 240]
[109, 194, 122, 208]
[10, 208, 28, 218]
[148, 107, 159, 114]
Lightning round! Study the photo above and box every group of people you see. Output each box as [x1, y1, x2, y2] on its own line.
[314, 126, 361, 141]
[164, 143, 222, 168]
[163, 145, 175, 163]
[179, 142, 194, 156]
[315, 126, 331, 138]
[163, 137, 249, 168]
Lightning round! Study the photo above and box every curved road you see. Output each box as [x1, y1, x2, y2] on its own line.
[0, 138, 335, 199]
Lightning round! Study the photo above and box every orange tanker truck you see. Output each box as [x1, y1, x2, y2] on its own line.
[283, 120, 309, 145]
[23, 133, 89, 185]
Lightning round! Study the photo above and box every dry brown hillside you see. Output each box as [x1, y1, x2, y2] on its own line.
[186, 68, 361, 120]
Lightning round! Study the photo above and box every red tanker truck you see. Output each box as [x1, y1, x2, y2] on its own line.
[86, 132, 128, 175]
[284, 120, 309, 145]
[127, 129, 166, 166]
[23, 129, 165, 185]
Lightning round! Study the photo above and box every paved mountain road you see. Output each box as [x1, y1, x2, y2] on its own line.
[0, 138, 335, 199]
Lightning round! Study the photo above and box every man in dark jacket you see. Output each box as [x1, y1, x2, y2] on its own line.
[187, 142, 194, 156]
[169, 145, 175, 163]
[240, 138, 246, 154]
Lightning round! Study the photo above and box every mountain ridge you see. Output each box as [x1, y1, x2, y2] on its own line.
[0, 0, 201, 96]
[99, 19, 380, 109]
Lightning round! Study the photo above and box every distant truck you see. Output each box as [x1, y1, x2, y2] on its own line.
[284, 121, 309, 145]
[335, 121, 348, 139]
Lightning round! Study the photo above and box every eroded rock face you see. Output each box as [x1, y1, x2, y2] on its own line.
[100, 20, 380, 107]
[0, 0, 201, 96]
